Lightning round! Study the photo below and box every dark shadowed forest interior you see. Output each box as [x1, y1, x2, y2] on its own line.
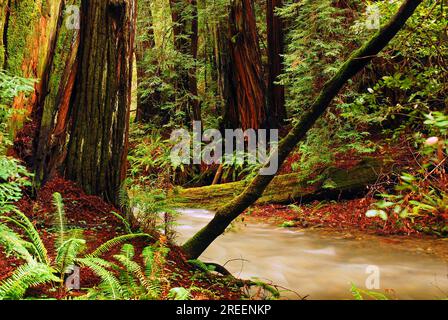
[0, 0, 447, 301]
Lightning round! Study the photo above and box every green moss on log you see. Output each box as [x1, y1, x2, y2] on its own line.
[169, 157, 386, 209]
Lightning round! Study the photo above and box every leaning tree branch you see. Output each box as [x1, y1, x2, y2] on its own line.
[182, 0, 423, 259]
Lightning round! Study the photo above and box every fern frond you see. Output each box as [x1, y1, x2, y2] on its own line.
[0, 262, 59, 300]
[0, 223, 34, 263]
[52, 192, 66, 248]
[56, 238, 86, 274]
[118, 180, 131, 211]
[142, 246, 155, 278]
[110, 211, 133, 234]
[114, 254, 147, 289]
[76, 258, 122, 299]
[8, 209, 49, 265]
[86, 233, 151, 259]
[168, 287, 191, 300]
[141, 246, 165, 298]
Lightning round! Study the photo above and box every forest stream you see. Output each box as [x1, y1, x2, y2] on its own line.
[175, 209, 448, 300]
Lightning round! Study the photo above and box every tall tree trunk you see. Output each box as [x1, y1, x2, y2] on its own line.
[135, 0, 157, 123]
[34, 0, 136, 206]
[182, 0, 423, 259]
[169, 0, 196, 125]
[222, 0, 267, 131]
[189, 0, 201, 122]
[266, 0, 286, 128]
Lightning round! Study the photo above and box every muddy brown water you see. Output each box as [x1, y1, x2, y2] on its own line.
[175, 209, 448, 300]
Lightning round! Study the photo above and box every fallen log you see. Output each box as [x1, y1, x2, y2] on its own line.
[169, 157, 388, 209]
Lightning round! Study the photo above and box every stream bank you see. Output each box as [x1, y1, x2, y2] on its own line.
[176, 209, 448, 300]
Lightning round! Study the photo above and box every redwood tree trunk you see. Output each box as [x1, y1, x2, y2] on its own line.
[34, 0, 136, 206]
[222, 0, 267, 130]
[267, 0, 286, 128]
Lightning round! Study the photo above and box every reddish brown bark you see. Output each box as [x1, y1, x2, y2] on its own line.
[34, 0, 137, 206]
[222, 0, 267, 130]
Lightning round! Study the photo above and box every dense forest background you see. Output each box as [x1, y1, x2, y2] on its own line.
[0, 0, 446, 300]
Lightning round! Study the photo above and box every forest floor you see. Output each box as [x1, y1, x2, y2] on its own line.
[0, 177, 242, 300]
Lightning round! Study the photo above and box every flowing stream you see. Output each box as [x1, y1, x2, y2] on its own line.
[175, 209, 448, 300]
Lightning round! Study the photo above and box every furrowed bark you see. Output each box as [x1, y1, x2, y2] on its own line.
[34, 0, 137, 207]
[64, 0, 136, 205]
[222, 0, 267, 130]
[182, 0, 423, 259]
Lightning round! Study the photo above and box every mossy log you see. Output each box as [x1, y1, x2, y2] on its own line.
[170, 157, 386, 209]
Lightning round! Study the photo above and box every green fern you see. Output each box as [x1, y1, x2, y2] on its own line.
[350, 283, 390, 300]
[52, 192, 66, 248]
[110, 211, 133, 234]
[0, 223, 34, 263]
[0, 209, 49, 265]
[0, 262, 60, 300]
[86, 233, 151, 259]
[142, 245, 155, 278]
[113, 244, 163, 299]
[77, 257, 123, 299]
[56, 238, 86, 279]
[168, 287, 191, 300]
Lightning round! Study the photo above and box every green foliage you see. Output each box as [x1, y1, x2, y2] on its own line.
[79, 242, 172, 300]
[278, 0, 379, 177]
[128, 125, 181, 185]
[168, 287, 191, 300]
[188, 259, 216, 273]
[52, 192, 66, 248]
[0, 70, 35, 104]
[110, 211, 133, 234]
[55, 238, 86, 280]
[0, 193, 154, 299]
[136, 0, 200, 127]
[1, 209, 50, 265]
[0, 262, 59, 300]
[350, 283, 390, 300]
[346, 0, 447, 138]
[0, 70, 36, 154]
[86, 233, 152, 259]
[0, 157, 32, 213]
[77, 257, 124, 299]
[278, 0, 350, 112]
[367, 112, 448, 233]
[125, 179, 180, 239]
[220, 150, 261, 183]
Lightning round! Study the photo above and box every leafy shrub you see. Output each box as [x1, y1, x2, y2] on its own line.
[0, 156, 32, 214]
[367, 112, 447, 234]
[0, 70, 35, 153]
